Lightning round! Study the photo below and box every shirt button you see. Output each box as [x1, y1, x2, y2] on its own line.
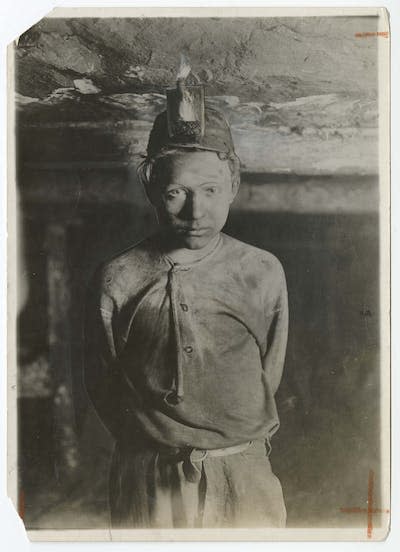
[180, 303, 189, 312]
[184, 346, 193, 354]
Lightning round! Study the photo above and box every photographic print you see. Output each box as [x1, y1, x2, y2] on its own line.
[8, 6, 390, 541]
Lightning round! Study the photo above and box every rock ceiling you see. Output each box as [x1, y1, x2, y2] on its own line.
[15, 16, 380, 174]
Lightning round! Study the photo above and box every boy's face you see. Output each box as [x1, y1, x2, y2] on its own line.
[148, 150, 239, 250]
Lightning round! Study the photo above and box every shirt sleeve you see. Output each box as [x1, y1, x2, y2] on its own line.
[83, 271, 125, 440]
[262, 261, 289, 396]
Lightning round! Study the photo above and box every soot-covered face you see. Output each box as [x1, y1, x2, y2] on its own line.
[147, 150, 239, 250]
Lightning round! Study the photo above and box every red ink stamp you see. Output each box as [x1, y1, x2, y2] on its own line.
[18, 488, 25, 521]
[340, 470, 390, 539]
[355, 31, 389, 38]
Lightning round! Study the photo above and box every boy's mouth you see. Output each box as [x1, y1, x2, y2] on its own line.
[178, 227, 209, 236]
[186, 228, 208, 235]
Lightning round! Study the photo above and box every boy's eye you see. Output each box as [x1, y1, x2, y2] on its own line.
[165, 189, 185, 200]
[204, 186, 217, 194]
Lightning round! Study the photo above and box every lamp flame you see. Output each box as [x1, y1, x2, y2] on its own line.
[176, 53, 191, 81]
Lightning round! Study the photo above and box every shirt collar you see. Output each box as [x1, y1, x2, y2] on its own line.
[160, 233, 223, 271]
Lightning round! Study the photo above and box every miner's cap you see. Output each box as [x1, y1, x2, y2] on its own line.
[147, 107, 236, 158]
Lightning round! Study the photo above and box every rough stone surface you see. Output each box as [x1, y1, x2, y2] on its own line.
[15, 16, 381, 174]
[16, 17, 379, 99]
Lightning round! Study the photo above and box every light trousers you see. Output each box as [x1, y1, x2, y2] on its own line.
[109, 439, 286, 528]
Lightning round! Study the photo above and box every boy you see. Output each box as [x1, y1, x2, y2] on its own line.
[84, 97, 288, 529]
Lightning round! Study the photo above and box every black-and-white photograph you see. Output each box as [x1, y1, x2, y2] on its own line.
[9, 7, 390, 540]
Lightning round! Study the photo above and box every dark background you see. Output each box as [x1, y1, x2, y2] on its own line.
[15, 16, 381, 529]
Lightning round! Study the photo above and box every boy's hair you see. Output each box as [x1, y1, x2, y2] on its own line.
[137, 148, 241, 189]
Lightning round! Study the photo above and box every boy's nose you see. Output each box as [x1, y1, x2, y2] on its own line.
[187, 193, 205, 220]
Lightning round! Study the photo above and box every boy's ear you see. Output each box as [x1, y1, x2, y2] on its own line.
[229, 156, 241, 202]
[139, 160, 160, 207]
[231, 174, 240, 199]
[144, 180, 161, 207]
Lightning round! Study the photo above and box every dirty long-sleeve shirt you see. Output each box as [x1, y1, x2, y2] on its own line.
[84, 232, 288, 450]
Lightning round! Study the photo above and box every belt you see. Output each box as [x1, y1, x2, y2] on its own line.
[180, 441, 252, 483]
